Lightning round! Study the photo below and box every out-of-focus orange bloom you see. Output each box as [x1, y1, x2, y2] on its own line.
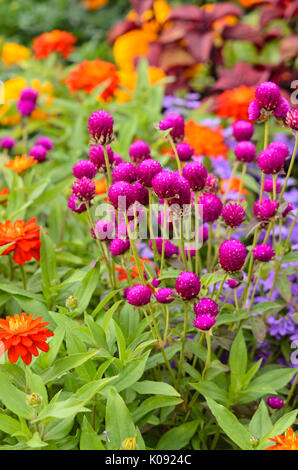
[185, 120, 228, 159]
[239, 0, 266, 7]
[32, 30, 77, 59]
[0, 218, 41, 265]
[5, 154, 37, 174]
[1, 43, 30, 67]
[95, 178, 107, 195]
[116, 257, 152, 281]
[266, 428, 298, 450]
[116, 66, 165, 102]
[82, 0, 108, 10]
[113, 29, 158, 71]
[0, 188, 9, 204]
[220, 177, 248, 195]
[216, 86, 255, 121]
[0, 313, 53, 365]
[213, 15, 238, 32]
[66, 59, 119, 101]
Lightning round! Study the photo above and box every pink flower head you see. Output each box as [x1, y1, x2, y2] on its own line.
[108, 181, 136, 210]
[17, 99, 36, 116]
[168, 175, 191, 208]
[255, 81, 280, 111]
[194, 298, 219, 317]
[149, 238, 178, 258]
[1, 137, 16, 150]
[234, 141, 256, 163]
[222, 202, 245, 228]
[109, 237, 130, 255]
[136, 159, 162, 188]
[182, 161, 208, 191]
[264, 178, 281, 194]
[226, 279, 241, 289]
[73, 160, 96, 179]
[248, 100, 261, 121]
[175, 271, 200, 300]
[282, 203, 293, 218]
[89, 145, 114, 173]
[129, 140, 151, 165]
[154, 288, 174, 304]
[198, 193, 223, 223]
[252, 244, 275, 262]
[219, 239, 246, 273]
[253, 198, 279, 220]
[268, 141, 289, 160]
[176, 142, 194, 162]
[36, 136, 54, 150]
[159, 113, 185, 143]
[133, 182, 149, 205]
[204, 173, 219, 194]
[112, 162, 137, 184]
[232, 120, 254, 142]
[72, 177, 96, 201]
[68, 194, 87, 213]
[267, 396, 284, 410]
[87, 110, 114, 144]
[257, 147, 286, 175]
[126, 284, 152, 306]
[286, 108, 298, 131]
[20, 88, 38, 103]
[273, 97, 290, 120]
[152, 170, 179, 199]
[193, 314, 216, 331]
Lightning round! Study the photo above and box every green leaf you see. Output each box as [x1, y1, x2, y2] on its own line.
[40, 229, 58, 294]
[132, 381, 180, 397]
[80, 417, 105, 450]
[106, 351, 150, 393]
[191, 381, 229, 405]
[248, 368, 296, 393]
[74, 265, 101, 313]
[0, 414, 23, 436]
[249, 400, 272, 439]
[258, 410, 298, 450]
[132, 396, 183, 423]
[106, 389, 136, 450]
[0, 372, 32, 419]
[250, 302, 281, 315]
[282, 252, 298, 263]
[91, 290, 120, 318]
[157, 420, 199, 450]
[276, 274, 292, 302]
[229, 330, 247, 393]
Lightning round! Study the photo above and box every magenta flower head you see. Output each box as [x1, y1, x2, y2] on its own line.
[87, 110, 114, 145]
[264, 178, 281, 194]
[219, 239, 246, 273]
[159, 113, 185, 143]
[182, 161, 208, 191]
[89, 145, 114, 173]
[234, 141, 256, 163]
[133, 182, 149, 205]
[282, 203, 293, 218]
[273, 97, 290, 120]
[252, 244, 275, 262]
[205, 173, 219, 194]
[267, 396, 284, 410]
[248, 100, 261, 121]
[268, 142, 289, 160]
[152, 170, 178, 199]
[152, 277, 161, 288]
[253, 198, 279, 220]
[108, 181, 136, 210]
[227, 279, 241, 289]
[113, 153, 123, 166]
[1, 137, 16, 150]
[112, 162, 137, 184]
[168, 175, 191, 208]
[154, 288, 174, 304]
[257, 148, 285, 175]
[35, 136, 54, 150]
[29, 145, 47, 162]
[17, 99, 36, 116]
[222, 203, 245, 228]
[109, 237, 130, 256]
[126, 284, 152, 306]
[198, 193, 223, 223]
[91, 219, 114, 241]
[72, 177, 96, 202]
[286, 108, 298, 132]
[193, 314, 216, 331]
[20, 88, 38, 103]
[176, 142, 194, 162]
[175, 271, 200, 301]
[149, 238, 178, 258]
[129, 140, 151, 165]
[68, 194, 87, 213]
[194, 298, 219, 317]
[232, 120, 254, 142]
[73, 160, 96, 179]
[255, 81, 280, 111]
[136, 159, 162, 188]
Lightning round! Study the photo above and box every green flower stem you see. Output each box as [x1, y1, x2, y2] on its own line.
[179, 216, 188, 271]
[169, 136, 182, 176]
[202, 331, 212, 379]
[207, 223, 213, 272]
[247, 263, 263, 312]
[22, 116, 29, 153]
[177, 302, 189, 382]
[194, 191, 200, 276]
[283, 373, 298, 412]
[124, 212, 145, 285]
[278, 134, 298, 204]
[160, 199, 168, 276]
[103, 144, 112, 190]
[142, 307, 156, 339]
[259, 118, 270, 203]
[163, 304, 170, 345]
[20, 265, 27, 290]
[148, 189, 159, 271]
[240, 227, 260, 307]
[214, 273, 228, 302]
[237, 163, 247, 204]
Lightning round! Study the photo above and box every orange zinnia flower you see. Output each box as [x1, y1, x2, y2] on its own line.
[4, 154, 37, 173]
[95, 178, 107, 195]
[66, 59, 119, 101]
[185, 120, 228, 159]
[32, 30, 77, 59]
[266, 428, 298, 450]
[115, 257, 152, 281]
[0, 218, 41, 265]
[239, 0, 267, 7]
[220, 177, 248, 195]
[216, 86, 256, 121]
[82, 0, 108, 9]
[0, 188, 9, 204]
[0, 313, 54, 365]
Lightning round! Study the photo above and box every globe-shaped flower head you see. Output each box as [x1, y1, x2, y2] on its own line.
[273, 97, 290, 120]
[109, 237, 130, 256]
[255, 81, 280, 111]
[264, 178, 281, 194]
[219, 239, 246, 273]
[112, 162, 137, 184]
[36, 136, 54, 150]
[17, 88, 38, 116]
[253, 199, 279, 221]
[175, 271, 200, 300]
[198, 193, 223, 223]
[176, 142, 194, 162]
[232, 121, 254, 142]
[89, 145, 114, 173]
[126, 284, 152, 306]
[68, 194, 87, 214]
[108, 181, 136, 210]
[194, 298, 219, 317]
[267, 397, 284, 410]
[257, 144, 287, 175]
[248, 100, 261, 121]
[286, 108, 298, 131]
[87, 110, 114, 145]
[234, 141, 256, 163]
[159, 113, 185, 143]
[73, 160, 96, 179]
[168, 175, 191, 209]
[133, 182, 149, 206]
[252, 244, 275, 262]
[222, 203, 245, 228]
[154, 288, 174, 304]
[91, 220, 114, 241]
[204, 173, 219, 194]
[72, 177, 96, 202]
[1, 137, 16, 150]
[182, 161, 208, 191]
[129, 140, 151, 165]
[136, 159, 162, 188]
[193, 314, 216, 331]
[152, 170, 178, 199]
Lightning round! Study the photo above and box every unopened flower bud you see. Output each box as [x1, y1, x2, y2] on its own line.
[26, 393, 42, 407]
[66, 296, 78, 310]
[121, 438, 137, 450]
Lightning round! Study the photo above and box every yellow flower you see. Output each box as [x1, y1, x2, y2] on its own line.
[153, 0, 171, 24]
[1, 43, 30, 67]
[113, 29, 157, 71]
[121, 438, 137, 450]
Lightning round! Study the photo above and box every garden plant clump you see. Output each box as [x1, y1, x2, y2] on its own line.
[0, 0, 297, 452]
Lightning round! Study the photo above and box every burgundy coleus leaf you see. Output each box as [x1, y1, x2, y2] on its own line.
[259, 5, 283, 28]
[147, 43, 162, 67]
[108, 20, 137, 44]
[185, 31, 214, 63]
[285, 0, 298, 18]
[222, 24, 264, 47]
[159, 45, 196, 71]
[130, 0, 154, 16]
[168, 5, 203, 22]
[159, 23, 192, 44]
[208, 2, 243, 22]
[212, 62, 270, 90]
[280, 35, 298, 61]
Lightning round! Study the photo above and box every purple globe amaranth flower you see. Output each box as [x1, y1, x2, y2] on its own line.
[126, 284, 152, 306]
[168, 175, 191, 208]
[232, 120, 254, 142]
[176, 142, 194, 161]
[257, 147, 286, 175]
[91, 219, 114, 241]
[152, 170, 179, 199]
[227, 279, 241, 289]
[193, 314, 216, 331]
[264, 178, 281, 193]
[68, 194, 87, 213]
[268, 142, 289, 160]
[222, 202, 245, 228]
[72, 177, 96, 202]
[152, 277, 161, 288]
[234, 141, 256, 163]
[149, 238, 178, 258]
[1, 137, 16, 149]
[273, 97, 290, 120]
[113, 153, 123, 166]
[89, 145, 114, 173]
[198, 193, 223, 223]
[175, 271, 200, 301]
[182, 161, 208, 191]
[87, 110, 114, 145]
[17, 99, 36, 116]
[20, 88, 38, 103]
[109, 237, 130, 255]
[255, 81, 280, 111]
[108, 181, 136, 210]
[29, 145, 47, 162]
[137, 159, 162, 188]
[286, 108, 298, 131]
[154, 288, 174, 304]
[133, 182, 149, 205]
[248, 100, 261, 121]
[219, 239, 246, 273]
[129, 140, 151, 165]
[112, 162, 137, 184]
[253, 198, 279, 220]
[204, 173, 219, 194]
[282, 202, 293, 218]
[159, 113, 185, 143]
[267, 396, 284, 410]
[35, 136, 53, 150]
[73, 160, 96, 179]
[194, 298, 219, 317]
[252, 244, 275, 262]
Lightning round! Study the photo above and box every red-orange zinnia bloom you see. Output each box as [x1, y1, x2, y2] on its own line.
[216, 86, 256, 121]
[32, 30, 77, 59]
[115, 257, 152, 281]
[220, 177, 248, 195]
[0, 218, 41, 265]
[0, 188, 9, 204]
[185, 120, 228, 159]
[266, 427, 298, 450]
[0, 313, 54, 365]
[4, 154, 37, 174]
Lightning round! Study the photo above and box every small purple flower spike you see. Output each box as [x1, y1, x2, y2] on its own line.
[68, 194, 87, 213]
[112, 162, 137, 184]
[286, 108, 298, 131]
[219, 239, 246, 273]
[72, 177, 96, 202]
[29, 145, 47, 162]
[193, 314, 216, 331]
[232, 121, 254, 142]
[222, 203, 245, 228]
[137, 159, 162, 188]
[252, 244, 275, 262]
[152, 170, 178, 199]
[175, 271, 200, 301]
[159, 113, 185, 143]
[267, 396, 284, 410]
[255, 81, 280, 111]
[89, 145, 114, 173]
[133, 182, 149, 205]
[129, 140, 151, 165]
[204, 173, 219, 194]
[109, 237, 130, 256]
[87, 110, 114, 145]
[182, 161, 208, 191]
[175, 142, 194, 162]
[273, 97, 290, 120]
[108, 181, 136, 210]
[194, 298, 219, 317]
[126, 284, 152, 306]
[234, 141, 256, 163]
[36, 136, 54, 150]
[198, 193, 223, 223]
[264, 178, 281, 194]
[149, 238, 178, 258]
[248, 100, 261, 121]
[257, 147, 286, 175]
[1, 137, 16, 149]
[253, 199, 279, 220]
[73, 160, 96, 179]
[154, 288, 174, 304]
[91, 220, 114, 241]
